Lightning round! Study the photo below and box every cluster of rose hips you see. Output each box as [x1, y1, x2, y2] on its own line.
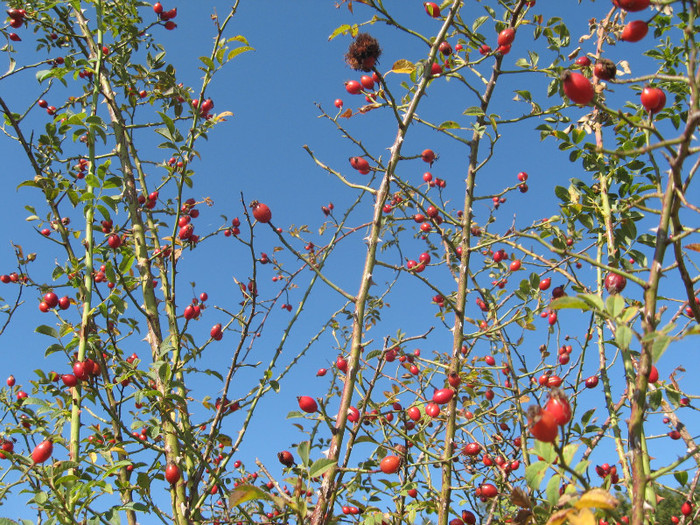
[382, 192, 405, 214]
[422, 171, 447, 190]
[344, 71, 382, 104]
[152, 2, 177, 30]
[215, 396, 240, 414]
[176, 198, 200, 243]
[192, 98, 214, 119]
[60, 357, 102, 387]
[595, 462, 620, 484]
[137, 190, 158, 210]
[6, 8, 27, 42]
[412, 203, 444, 236]
[223, 217, 241, 237]
[562, 0, 665, 115]
[37, 98, 57, 115]
[38, 291, 70, 313]
[183, 291, 208, 320]
[405, 252, 431, 273]
[77, 68, 94, 80]
[0, 272, 22, 284]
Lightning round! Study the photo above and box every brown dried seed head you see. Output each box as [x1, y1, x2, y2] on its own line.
[345, 33, 382, 72]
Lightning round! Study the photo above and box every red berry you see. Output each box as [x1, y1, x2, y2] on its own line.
[334, 99, 343, 108]
[604, 272, 627, 294]
[165, 463, 181, 484]
[528, 406, 558, 442]
[425, 402, 440, 418]
[350, 156, 371, 173]
[345, 80, 362, 95]
[562, 71, 594, 105]
[432, 388, 454, 405]
[621, 20, 648, 42]
[62, 374, 78, 387]
[107, 234, 122, 249]
[545, 389, 572, 426]
[43, 292, 59, 308]
[297, 396, 318, 413]
[153, 2, 163, 14]
[640, 86, 666, 114]
[593, 59, 617, 81]
[585, 376, 599, 388]
[32, 440, 53, 464]
[407, 406, 421, 421]
[424, 2, 441, 17]
[681, 502, 692, 516]
[439, 41, 452, 55]
[360, 75, 374, 90]
[6, 375, 15, 387]
[539, 278, 551, 291]
[210, 323, 223, 340]
[380, 455, 401, 474]
[0, 440, 14, 459]
[250, 201, 272, 223]
[336, 356, 348, 373]
[575, 56, 591, 67]
[421, 149, 436, 164]
[479, 483, 498, 498]
[612, 0, 650, 12]
[498, 28, 515, 47]
[277, 450, 294, 467]
[463, 442, 481, 456]
[648, 365, 659, 384]
[462, 511, 476, 525]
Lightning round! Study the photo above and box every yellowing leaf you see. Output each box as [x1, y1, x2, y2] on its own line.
[228, 484, 271, 508]
[685, 243, 700, 253]
[574, 488, 619, 510]
[568, 508, 595, 525]
[545, 508, 573, 525]
[392, 59, 415, 74]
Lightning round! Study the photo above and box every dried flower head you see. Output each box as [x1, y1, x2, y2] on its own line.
[345, 33, 381, 72]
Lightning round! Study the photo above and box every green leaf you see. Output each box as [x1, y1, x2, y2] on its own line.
[308, 458, 336, 479]
[562, 443, 579, 466]
[615, 325, 632, 350]
[674, 470, 688, 486]
[463, 106, 485, 116]
[35, 325, 59, 338]
[578, 293, 605, 312]
[652, 334, 671, 362]
[525, 461, 548, 490]
[546, 474, 562, 505]
[438, 120, 460, 130]
[200, 56, 215, 70]
[533, 440, 556, 463]
[328, 24, 353, 41]
[549, 296, 592, 311]
[226, 46, 254, 62]
[297, 440, 310, 466]
[606, 294, 624, 318]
